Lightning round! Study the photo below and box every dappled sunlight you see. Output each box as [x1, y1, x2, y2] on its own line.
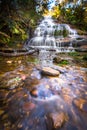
[43, 6, 61, 18]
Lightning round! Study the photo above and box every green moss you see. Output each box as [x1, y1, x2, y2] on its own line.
[27, 57, 39, 64]
[58, 60, 69, 66]
[63, 29, 69, 37]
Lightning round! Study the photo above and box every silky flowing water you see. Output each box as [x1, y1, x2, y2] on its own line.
[25, 16, 80, 52]
[0, 51, 87, 130]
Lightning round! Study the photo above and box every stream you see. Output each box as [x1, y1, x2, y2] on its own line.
[0, 51, 87, 130]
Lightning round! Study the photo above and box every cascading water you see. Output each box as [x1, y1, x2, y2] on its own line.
[26, 16, 78, 52]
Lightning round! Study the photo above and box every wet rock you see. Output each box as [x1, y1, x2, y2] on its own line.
[0, 110, 4, 116]
[75, 45, 87, 52]
[14, 91, 25, 99]
[53, 57, 63, 64]
[2, 113, 8, 120]
[3, 76, 23, 90]
[51, 65, 67, 73]
[23, 102, 36, 112]
[41, 67, 60, 76]
[24, 77, 40, 91]
[73, 98, 87, 112]
[63, 94, 73, 104]
[31, 69, 41, 79]
[53, 57, 70, 65]
[46, 112, 68, 130]
[21, 75, 26, 80]
[81, 68, 87, 72]
[30, 88, 38, 97]
[0, 90, 9, 99]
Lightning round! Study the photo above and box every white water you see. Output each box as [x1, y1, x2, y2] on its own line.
[27, 16, 79, 52]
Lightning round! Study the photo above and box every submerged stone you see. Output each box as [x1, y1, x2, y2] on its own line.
[46, 112, 68, 129]
[0, 110, 4, 116]
[30, 89, 38, 97]
[73, 98, 87, 112]
[23, 102, 36, 112]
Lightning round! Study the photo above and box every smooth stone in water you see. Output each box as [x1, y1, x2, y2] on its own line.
[0, 110, 4, 115]
[41, 67, 60, 76]
[23, 102, 36, 111]
[73, 98, 87, 112]
[46, 112, 68, 129]
[30, 89, 38, 97]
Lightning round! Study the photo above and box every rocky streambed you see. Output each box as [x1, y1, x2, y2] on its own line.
[0, 52, 87, 130]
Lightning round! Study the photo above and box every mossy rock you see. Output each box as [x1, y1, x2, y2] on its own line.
[53, 57, 63, 64]
[53, 57, 69, 65]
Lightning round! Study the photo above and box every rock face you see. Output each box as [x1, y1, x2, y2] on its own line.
[46, 112, 67, 130]
[75, 45, 87, 52]
[41, 67, 60, 76]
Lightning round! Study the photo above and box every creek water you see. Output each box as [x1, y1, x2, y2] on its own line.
[0, 51, 87, 130]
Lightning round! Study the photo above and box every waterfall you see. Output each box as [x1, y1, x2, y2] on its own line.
[26, 16, 78, 52]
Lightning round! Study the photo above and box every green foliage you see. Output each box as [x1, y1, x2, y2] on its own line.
[68, 52, 79, 56]
[63, 29, 68, 37]
[54, 30, 61, 36]
[58, 60, 69, 66]
[0, 0, 41, 47]
[27, 57, 39, 64]
[60, 4, 87, 31]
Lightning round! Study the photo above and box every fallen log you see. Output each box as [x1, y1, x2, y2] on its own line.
[0, 49, 39, 57]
